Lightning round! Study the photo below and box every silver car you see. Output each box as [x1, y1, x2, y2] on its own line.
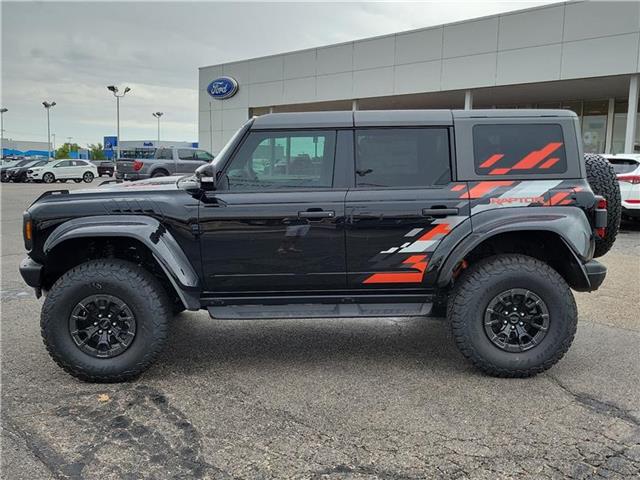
[115, 147, 214, 180]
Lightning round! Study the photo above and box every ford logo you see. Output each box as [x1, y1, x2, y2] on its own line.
[207, 76, 239, 100]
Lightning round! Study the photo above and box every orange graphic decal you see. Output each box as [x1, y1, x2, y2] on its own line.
[418, 223, 451, 241]
[479, 154, 504, 168]
[363, 255, 428, 284]
[539, 157, 560, 169]
[451, 184, 466, 192]
[464, 181, 514, 199]
[512, 142, 562, 170]
[548, 191, 570, 206]
[488, 168, 511, 175]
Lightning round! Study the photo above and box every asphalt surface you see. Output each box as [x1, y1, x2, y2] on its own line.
[1, 181, 639, 480]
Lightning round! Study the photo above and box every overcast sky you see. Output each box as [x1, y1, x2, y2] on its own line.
[2, 1, 557, 148]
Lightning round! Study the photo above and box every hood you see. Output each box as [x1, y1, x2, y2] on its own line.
[71, 175, 184, 194]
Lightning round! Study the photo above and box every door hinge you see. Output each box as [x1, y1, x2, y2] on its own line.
[190, 223, 201, 237]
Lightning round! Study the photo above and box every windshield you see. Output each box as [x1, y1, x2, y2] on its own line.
[608, 158, 639, 175]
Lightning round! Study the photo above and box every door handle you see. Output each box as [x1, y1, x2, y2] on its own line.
[421, 207, 459, 218]
[298, 210, 335, 219]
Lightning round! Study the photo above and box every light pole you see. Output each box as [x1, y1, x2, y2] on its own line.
[52, 133, 56, 153]
[0, 108, 7, 160]
[42, 101, 56, 159]
[107, 85, 131, 162]
[152, 112, 163, 145]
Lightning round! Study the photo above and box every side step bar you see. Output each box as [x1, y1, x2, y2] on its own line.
[207, 302, 432, 320]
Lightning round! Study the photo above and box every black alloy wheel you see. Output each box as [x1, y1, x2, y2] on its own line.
[483, 288, 550, 353]
[69, 294, 137, 358]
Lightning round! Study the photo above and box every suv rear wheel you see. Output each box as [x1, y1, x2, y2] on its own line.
[448, 254, 577, 377]
[41, 259, 171, 382]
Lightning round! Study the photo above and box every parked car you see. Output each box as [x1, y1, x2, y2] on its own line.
[4, 159, 49, 182]
[115, 147, 214, 180]
[92, 160, 115, 177]
[19, 110, 619, 382]
[28, 159, 98, 183]
[603, 154, 640, 221]
[1, 159, 35, 181]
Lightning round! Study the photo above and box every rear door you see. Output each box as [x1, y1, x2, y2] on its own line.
[345, 126, 470, 290]
[199, 128, 349, 293]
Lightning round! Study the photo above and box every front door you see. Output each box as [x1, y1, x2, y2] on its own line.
[199, 128, 347, 293]
[346, 127, 469, 289]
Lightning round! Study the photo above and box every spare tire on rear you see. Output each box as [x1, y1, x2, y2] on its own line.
[584, 153, 621, 258]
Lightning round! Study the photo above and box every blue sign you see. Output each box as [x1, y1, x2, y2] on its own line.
[104, 136, 117, 150]
[207, 76, 238, 99]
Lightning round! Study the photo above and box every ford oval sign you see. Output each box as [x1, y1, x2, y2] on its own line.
[207, 76, 238, 100]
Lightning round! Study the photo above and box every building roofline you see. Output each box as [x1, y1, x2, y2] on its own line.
[198, 0, 569, 70]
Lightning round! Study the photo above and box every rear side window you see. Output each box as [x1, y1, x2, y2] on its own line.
[178, 149, 195, 160]
[473, 124, 567, 175]
[607, 158, 639, 174]
[355, 128, 451, 188]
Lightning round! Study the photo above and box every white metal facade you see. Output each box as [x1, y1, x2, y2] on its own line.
[199, 1, 640, 154]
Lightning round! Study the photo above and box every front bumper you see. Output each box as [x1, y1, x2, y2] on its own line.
[583, 259, 607, 291]
[19, 257, 43, 296]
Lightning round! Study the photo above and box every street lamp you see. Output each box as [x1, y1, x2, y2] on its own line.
[152, 112, 163, 145]
[107, 85, 131, 162]
[0, 108, 7, 161]
[42, 101, 56, 159]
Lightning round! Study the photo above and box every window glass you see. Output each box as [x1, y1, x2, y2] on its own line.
[156, 149, 172, 160]
[178, 149, 195, 160]
[225, 130, 336, 190]
[55, 160, 72, 167]
[355, 128, 450, 187]
[473, 124, 567, 175]
[194, 150, 214, 161]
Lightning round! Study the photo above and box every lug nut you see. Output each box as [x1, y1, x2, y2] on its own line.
[503, 320, 507, 324]
[98, 330, 103, 334]
[521, 313, 525, 317]
[98, 314, 102, 318]
[108, 330, 112, 334]
[519, 322, 524, 326]
[93, 321, 98, 326]
[112, 322, 116, 326]
[511, 326, 515, 329]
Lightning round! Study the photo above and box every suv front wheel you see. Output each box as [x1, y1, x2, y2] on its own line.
[41, 259, 171, 382]
[447, 254, 577, 378]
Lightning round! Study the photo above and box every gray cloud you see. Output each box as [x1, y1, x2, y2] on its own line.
[2, 1, 556, 147]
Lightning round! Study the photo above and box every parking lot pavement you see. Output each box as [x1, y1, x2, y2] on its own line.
[1, 182, 639, 480]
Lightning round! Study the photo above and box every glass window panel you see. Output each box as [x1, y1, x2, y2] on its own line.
[355, 128, 451, 187]
[473, 124, 567, 175]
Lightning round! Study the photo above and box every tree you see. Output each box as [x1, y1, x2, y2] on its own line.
[55, 142, 80, 159]
[88, 143, 106, 160]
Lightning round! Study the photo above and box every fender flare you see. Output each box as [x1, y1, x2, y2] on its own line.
[435, 207, 595, 290]
[43, 215, 201, 310]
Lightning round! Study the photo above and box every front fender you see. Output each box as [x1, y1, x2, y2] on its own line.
[44, 215, 201, 309]
[435, 207, 595, 288]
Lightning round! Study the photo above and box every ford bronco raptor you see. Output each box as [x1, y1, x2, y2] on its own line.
[20, 110, 620, 382]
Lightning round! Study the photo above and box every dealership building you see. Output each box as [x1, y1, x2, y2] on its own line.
[198, 1, 640, 156]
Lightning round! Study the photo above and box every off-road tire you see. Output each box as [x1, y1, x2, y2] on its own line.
[42, 172, 55, 183]
[41, 259, 171, 382]
[448, 254, 577, 378]
[584, 153, 621, 257]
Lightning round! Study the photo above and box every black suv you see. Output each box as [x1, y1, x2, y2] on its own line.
[19, 110, 620, 382]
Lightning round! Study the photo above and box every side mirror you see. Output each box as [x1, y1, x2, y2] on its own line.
[195, 162, 217, 191]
